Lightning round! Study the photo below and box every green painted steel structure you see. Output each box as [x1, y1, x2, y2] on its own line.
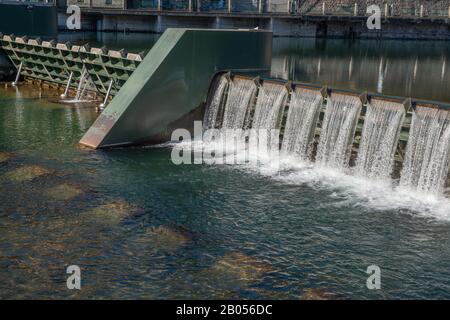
[0, 34, 143, 98]
[80, 28, 272, 148]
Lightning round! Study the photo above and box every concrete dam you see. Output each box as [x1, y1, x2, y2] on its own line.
[1, 28, 450, 197]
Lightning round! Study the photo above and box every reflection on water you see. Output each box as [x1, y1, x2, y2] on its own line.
[272, 38, 450, 102]
[56, 31, 160, 54]
[2, 36, 450, 299]
[55, 32, 450, 102]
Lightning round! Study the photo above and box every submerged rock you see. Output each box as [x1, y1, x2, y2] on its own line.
[301, 288, 336, 300]
[86, 200, 138, 225]
[43, 183, 84, 201]
[4, 165, 50, 182]
[0, 152, 12, 163]
[211, 252, 274, 282]
[145, 225, 190, 251]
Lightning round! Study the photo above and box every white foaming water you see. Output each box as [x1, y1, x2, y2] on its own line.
[272, 158, 450, 221]
[221, 78, 256, 129]
[203, 75, 229, 129]
[177, 137, 450, 221]
[354, 99, 405, 180]
[400, 106, 450, 194]
[281, 88, 323, 160]
[249, 82, 287, 158]
[316, 93, 362, 170]
[178, 81, 450, 221]
[251, 82, 288, 130]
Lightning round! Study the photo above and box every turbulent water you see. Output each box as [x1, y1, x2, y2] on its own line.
[203, 75, 229, 129]
[400, 106, 450, 194]
[251, 83, 288, 130]
[203, 78, 450, 198]
[316, 93, 362, 170]
[246, 83, 287, 159]
[354, 99, 405, 180]
[281, 88, 323, 160]
[221, 78, 256, 129]
[3, 35, 450, 299]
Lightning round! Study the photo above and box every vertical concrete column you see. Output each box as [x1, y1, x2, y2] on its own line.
[189, 0, 192, 11]
[228, 0, 231, 13]
[384, 3, 388, 17]
[354, 3, 357, 16]
[259, 0, 262, 13]
[420, 5, 423, 17]
[322, 2, 326, 15]
[287, 0, 290, 13]
[158, 0, 161, 11]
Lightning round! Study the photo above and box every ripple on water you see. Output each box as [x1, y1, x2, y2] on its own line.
[3, 165, 50, 183]
[143, 225, 191, 252]
[43, 183, 84, 201]
[0, 152, 13, 163]
[210, 252, 274, 282]
[301, 288, 337, 300]
[83, 200, 139, 226]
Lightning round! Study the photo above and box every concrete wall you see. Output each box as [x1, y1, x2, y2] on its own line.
[57, 11, 450, 39]
[0, 3, 57, 37]
[91, 0, 125, 9]
[67, 0, 91, 8]
[268, 0, 289, 13]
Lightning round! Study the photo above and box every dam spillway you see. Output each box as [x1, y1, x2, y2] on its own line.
[2, 28, 450, 196]
[202, 73, 450, 196]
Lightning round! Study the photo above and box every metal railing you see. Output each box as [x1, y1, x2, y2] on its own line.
[62, 0, 450, 18]
[0, 0, 56, 4]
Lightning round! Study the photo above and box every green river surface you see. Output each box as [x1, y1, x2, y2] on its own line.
[1, 33, 450, 299]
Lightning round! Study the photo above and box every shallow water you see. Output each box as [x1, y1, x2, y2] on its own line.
[1, 35, 450, 299]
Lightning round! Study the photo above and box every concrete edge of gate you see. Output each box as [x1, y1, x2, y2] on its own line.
[79, 28, 273, 149]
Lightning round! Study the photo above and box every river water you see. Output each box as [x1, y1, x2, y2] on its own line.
[1, 33, 450, 299]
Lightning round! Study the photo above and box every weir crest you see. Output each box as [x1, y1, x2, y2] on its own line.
[203, 73, 450, 197]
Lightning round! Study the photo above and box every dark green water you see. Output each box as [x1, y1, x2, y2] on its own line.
[1, 34, 450, 299]
[58, 32, 450, 102]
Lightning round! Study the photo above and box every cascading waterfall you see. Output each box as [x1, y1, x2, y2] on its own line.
[202, 76, 256, 155]
[316, 93, 362, 170]
[400, 107, 450, 194]
[221, 78, 257, 129]
[203, 75, 229, 129]
[249, 83, 288, 159]
[354, 99, 405, 180]
[251, 83, 288, 130]
[281, 88, 323, 160]
[201, 76, 450, 199]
